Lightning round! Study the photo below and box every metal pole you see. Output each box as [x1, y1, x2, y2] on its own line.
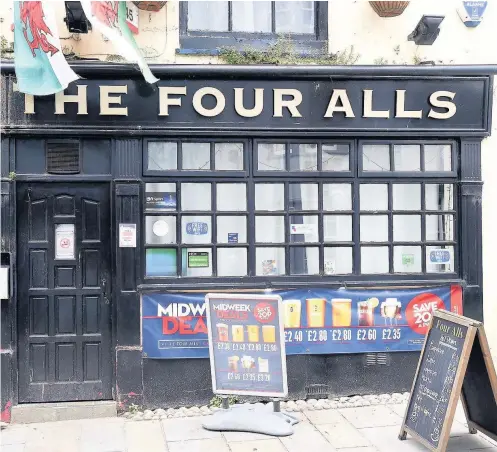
[222, 397, 230, 410]
[272, 398, 280, 412]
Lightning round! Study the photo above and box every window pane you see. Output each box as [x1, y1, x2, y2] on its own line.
[217, 216, 247, 244]
[256, 247, 286, 275]
[393, 144, 421, 171]
[426, 184, 454, 211]
[181, 183, 211, 211]
[145, 183, 177, 212]
[182, 142, 210, 170]
[289, 215, 318, 243]
[324, 215, 352, 242]
[217, 183, 246, 211]
[146, 248, 176, 277]
[360, 184, 388, 211]
[181, 216, 212, 244]
[324, 247, 352, 275]
[256, 216, 284, 243]
[147, 142, 177, 170]
[322, 144, 350, 171]
[363, 144, 390, 171]
[187, 1, 228, 31]
[289, 143, 317, 171]
[290, 247, 319, 275]
[323, 184, 352, 211]
[425, 144, 452, 171]
[275, 1, 315, 34]
[258, 143, 286, 171]
[232, 1, 271, 32]
[426, 215, 454, 241]
[426, 246, 454, 273]
[360, 215, 388, 242]
[255, 184, 284, 211]
[215, 143, 244, 170]
[289, 184, 318, 210]
[392, 184, 421, 210]
[182, 248, 212, 276]
[145, 216, 176, 244]
[217, 248, 248, 276]
[393, 215, 421, 241]
[394, 246, 422, 273]
[361, 247, 389, 274]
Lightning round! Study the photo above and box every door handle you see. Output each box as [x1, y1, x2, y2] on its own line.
[101, 277, 110, 304]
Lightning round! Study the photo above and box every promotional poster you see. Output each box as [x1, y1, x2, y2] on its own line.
[205, 294, 288, 397]
[141, 285, 463, 359]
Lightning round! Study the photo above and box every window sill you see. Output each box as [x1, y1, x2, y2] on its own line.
[177, 36, 328, 58]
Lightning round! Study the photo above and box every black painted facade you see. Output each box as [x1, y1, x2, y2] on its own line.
[0, 63, 495, 417]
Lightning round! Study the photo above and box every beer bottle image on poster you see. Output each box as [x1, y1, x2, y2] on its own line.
[205, 293, 288, 397]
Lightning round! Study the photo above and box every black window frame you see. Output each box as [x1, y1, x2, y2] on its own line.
[178, 1, 328, 55]
[142, 138, 459, 285]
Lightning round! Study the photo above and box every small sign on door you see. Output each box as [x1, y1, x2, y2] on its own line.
[119, 223, 137, 248]
[55, 224, 75, 259]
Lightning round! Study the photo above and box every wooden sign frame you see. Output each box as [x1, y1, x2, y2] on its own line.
[459, 325, 497, 442]
[399, 310, 480, 452]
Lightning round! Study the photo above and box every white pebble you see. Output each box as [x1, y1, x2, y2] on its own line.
[307, 399, 318, 406]
[132, 413, 144, 421]
[155, 409, 166, 416]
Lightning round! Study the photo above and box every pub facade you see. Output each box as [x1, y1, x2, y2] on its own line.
[0, 63, 494, 413]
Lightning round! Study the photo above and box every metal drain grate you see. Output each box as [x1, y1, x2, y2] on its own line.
[306, 384, 330, 399]
[46, 140, 80, 174]
[364, 353, 391, 366]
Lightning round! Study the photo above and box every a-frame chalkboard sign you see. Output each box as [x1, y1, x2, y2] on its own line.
[399, 310, 497, 452]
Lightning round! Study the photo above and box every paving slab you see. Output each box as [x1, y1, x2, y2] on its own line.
[228, 438, 288, 452]
[360, 426, 429, 452]
[446, 433, 497, 451]
[125, 420, 167, 452]
[316, 421, 372, 449]
[304, 408, 346, 425]
[0, 445, 25, 452]
[388, 403, 407, 418]
[222, 430, 273, 442]
[162, 417, 222, 442]
[23, 421, 82, 452]
[80, 417, 126, 452]
[280, 421, 336, 452]
[167, 438, 230, 452]
[339, 405, 402, 429]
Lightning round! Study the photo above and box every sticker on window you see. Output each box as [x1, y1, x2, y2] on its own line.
[146, 192, 176, 211]
[188, 251, 209, 268]
[290, 224, 317, 235]
[262, 259, 277, 276]
[228, 233, 238, 243]
[186, 222, 209, 235]
[429, 249, 451, 264]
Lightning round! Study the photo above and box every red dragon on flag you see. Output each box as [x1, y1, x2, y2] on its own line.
[20, 1, 59, 57]
[91, 1, 120, 32]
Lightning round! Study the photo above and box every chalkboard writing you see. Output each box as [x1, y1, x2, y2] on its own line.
[404, 317, 468, 449]
[462, 329, 497, 441]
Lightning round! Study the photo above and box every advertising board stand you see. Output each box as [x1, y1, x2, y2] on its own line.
[202, 293, 299, 436]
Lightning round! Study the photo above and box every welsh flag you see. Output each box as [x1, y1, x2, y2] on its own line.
[81, 1, 158, 84]
[13, 1, 79, 96]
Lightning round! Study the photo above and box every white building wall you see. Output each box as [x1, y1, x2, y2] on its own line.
[1, 0, 496, 360]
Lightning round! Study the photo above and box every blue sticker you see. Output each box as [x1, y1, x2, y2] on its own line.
[429, 249, 451, 263]
[186, 222, 208, 235]
[228, 233, 238, 243]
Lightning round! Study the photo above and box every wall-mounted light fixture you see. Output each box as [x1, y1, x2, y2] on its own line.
[408, 15, 444, 45]
[64, 2, 91, 34]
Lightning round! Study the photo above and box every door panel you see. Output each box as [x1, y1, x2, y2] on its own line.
[17, 183, 112, 403]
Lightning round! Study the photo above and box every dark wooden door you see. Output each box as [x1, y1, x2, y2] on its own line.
[17, 183, 112, 403]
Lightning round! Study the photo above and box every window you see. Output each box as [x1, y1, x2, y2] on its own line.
[179, 1, 328, 54]
[144, 139, 457, 280]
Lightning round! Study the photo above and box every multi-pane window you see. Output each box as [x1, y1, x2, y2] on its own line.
[144, 139, 456, 279]
[179, 1, 327, 53]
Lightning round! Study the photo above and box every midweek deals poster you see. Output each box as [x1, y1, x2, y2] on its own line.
[141, 285, 462, 359]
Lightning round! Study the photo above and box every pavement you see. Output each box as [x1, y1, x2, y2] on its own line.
[1, 401, 496, 452]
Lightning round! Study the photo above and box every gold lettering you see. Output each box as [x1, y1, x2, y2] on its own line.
[55, 85, 88, 115]
[193, 87, 226, 117]
[234, 88, 264, 118]
[159, 86, 187, 116]
[428, 91, 457, 119]
[273, 89, 302, 118]
[363, 89, 390, 118]
[324, 89, 355, 118]
[395, 90, 422, 118]
[100, 85, 128, 116]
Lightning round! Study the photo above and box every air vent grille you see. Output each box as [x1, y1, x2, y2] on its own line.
[46, 141, 80, 174]
[306, 384, 330, 399]
[364, 353, 391, 366]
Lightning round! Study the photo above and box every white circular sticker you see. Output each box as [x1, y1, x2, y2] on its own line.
[153, 220, 169, 237]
